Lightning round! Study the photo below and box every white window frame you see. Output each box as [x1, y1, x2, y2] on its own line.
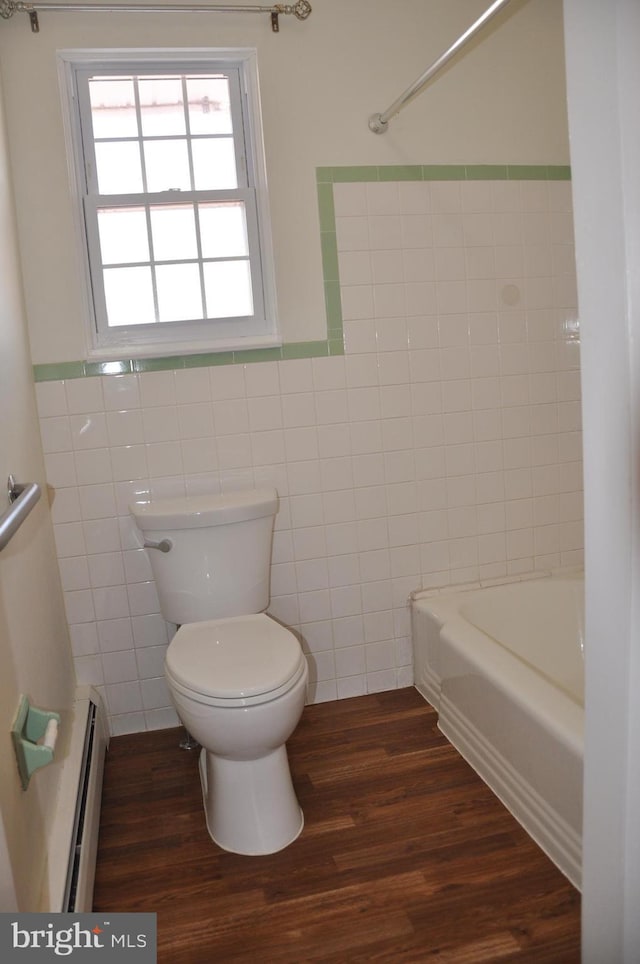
[57, 48, 280, 360]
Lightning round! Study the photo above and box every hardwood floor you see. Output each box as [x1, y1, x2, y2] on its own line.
[93, 688, 580, 962]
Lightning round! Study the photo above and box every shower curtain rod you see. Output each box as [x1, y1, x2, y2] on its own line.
[0, 0, 312, 33]
[369, 0, 513, 134]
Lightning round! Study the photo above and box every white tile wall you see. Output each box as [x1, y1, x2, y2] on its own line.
[36, 179, 582, 735]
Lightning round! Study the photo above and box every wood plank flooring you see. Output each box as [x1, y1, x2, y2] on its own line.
[93, 687, 580, 962]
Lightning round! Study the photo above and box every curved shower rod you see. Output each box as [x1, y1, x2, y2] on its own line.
[0, 0, 312, 33]
[369, 0, 513, 134]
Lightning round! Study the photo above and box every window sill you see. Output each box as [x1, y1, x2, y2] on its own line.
[85, 334, 283, 364]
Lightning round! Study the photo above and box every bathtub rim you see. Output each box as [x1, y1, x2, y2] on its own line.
[439, 614, 584, 755]
[411, 568, 584, 715]
[411, 568, 584, 890]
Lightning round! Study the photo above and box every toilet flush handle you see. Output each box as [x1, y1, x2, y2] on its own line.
[143, 538, 173, 553]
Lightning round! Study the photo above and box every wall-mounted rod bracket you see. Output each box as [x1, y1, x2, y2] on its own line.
[368, 113, 388, 135]
[143, 537, 173, 553]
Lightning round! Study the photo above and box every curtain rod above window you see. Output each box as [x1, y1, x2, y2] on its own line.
[0, 0, 312, 33]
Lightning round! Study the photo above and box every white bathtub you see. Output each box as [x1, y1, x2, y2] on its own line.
[411, 571, 584, 889]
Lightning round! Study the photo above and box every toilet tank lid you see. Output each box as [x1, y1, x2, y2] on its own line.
[130, 487, 278, 531]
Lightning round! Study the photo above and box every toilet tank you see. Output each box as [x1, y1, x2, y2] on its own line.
[130, 488, 278, 625]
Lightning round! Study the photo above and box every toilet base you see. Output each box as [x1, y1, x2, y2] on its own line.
[199, 747, 304, 855]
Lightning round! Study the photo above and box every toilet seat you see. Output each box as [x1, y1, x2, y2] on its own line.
[165, 614, 306, 708]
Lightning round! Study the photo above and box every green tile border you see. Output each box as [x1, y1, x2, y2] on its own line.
[33, 345, 327, 381]
[33, 163, 570, 382]
[317, 163, 571, 183]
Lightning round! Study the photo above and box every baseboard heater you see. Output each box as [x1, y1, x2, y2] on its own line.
[47, 685, 109, 912]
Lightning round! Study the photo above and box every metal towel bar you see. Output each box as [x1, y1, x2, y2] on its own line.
[0, 475, 41, 552]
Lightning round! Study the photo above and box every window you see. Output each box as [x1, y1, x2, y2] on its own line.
[58, 50, 279, 358]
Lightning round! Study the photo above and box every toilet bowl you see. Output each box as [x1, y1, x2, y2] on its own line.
[130, 487, 309, 856]
[165, 614, 308, 855]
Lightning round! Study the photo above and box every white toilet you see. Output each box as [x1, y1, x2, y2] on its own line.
[130, 487, 308, 856]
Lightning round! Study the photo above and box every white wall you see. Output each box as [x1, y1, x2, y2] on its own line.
[0, 0, 578, 736]
[564, 0, 640, 957]
[0, 0, 569, 363]
[0, 74, 75, 910]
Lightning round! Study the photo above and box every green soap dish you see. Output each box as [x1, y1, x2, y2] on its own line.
[11, 695, 60, 790]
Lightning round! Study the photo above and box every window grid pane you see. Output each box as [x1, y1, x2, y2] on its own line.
[95, 141, 144, 194]
[156, 262, 204, 322]
[199, 201, 248, 258]
[138, 76, 186, 137]
[192, 138, 237, 190]
[150, 204, 199, 261]
[88, 77, 138, 138]
[103, 266, 156, 326]
[143, 139, 192, 192]
[186, 76, 233, 135]
[204, 260, 253, 318]
[98, 206, 150, 265]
